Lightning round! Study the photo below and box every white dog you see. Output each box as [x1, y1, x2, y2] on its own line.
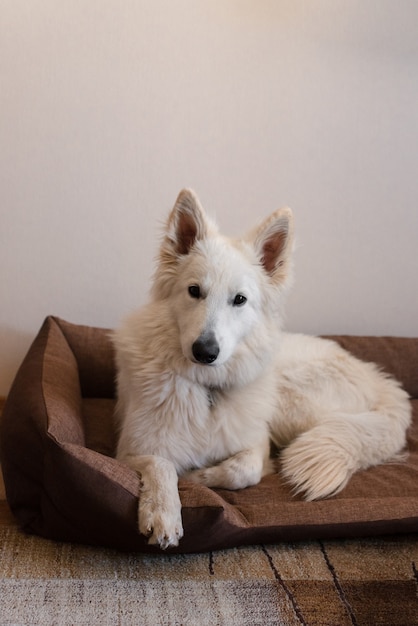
[114, 189, 411, 549]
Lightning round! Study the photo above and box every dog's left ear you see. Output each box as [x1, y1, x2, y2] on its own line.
[251, 207, 294, 284]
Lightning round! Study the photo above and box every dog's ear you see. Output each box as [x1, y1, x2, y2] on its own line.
[251, 207, 294, 283]
[167, 189, 211, 255]
[152, 190, 215, 299]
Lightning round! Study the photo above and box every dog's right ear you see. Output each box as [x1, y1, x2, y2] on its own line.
[166, 189, 211, 256]
[152, 190, 214, 299]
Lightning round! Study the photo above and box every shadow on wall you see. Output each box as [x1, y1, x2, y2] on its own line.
[0, 326, 35, 398]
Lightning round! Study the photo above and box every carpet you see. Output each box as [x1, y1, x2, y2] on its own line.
[1, 398, 418, 625]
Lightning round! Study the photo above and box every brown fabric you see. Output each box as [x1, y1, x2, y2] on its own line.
[82, 398, 117, 457]
[1, 316, 418, 553]
[58, 318, 116, 398]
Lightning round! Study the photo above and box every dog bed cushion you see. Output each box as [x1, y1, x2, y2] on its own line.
[1, 316, 418, 553]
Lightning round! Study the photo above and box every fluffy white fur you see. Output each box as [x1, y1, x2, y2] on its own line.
[114, 189, 411, 549]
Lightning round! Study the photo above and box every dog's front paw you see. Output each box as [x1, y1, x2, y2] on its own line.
[183, 468, 210, 485]
[280, 431, 357, 501]
[138, 496, 183, 550]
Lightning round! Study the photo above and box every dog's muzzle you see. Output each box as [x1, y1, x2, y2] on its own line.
[192, 332, 219, 364]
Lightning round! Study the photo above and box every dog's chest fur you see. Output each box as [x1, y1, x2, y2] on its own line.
[206, 385, 221, 408]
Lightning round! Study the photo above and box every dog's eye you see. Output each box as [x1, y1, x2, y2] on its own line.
[188, 285, 201, 299]
[233, 294, 247, 306]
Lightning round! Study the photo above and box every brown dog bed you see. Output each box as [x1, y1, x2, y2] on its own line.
[1, 316, 418, 553]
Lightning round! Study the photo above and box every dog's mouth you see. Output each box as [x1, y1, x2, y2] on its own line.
[191, 357, 218, 366]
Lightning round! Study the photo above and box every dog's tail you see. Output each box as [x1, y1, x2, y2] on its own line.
[279, 375, 411, 501]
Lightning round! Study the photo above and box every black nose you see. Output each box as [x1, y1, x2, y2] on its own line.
[192, 333, 220, 364]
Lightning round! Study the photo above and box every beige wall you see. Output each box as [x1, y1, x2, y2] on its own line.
[1, 1, 418, 395]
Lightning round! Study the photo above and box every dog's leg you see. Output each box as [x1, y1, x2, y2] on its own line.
[123, 454, 183, 549]
[184, 440, 273, 490]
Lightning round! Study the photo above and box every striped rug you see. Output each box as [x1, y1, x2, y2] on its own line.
[1, 499, 418, 625]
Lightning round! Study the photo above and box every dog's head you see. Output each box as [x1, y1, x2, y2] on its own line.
[152, 189, 294, 384]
